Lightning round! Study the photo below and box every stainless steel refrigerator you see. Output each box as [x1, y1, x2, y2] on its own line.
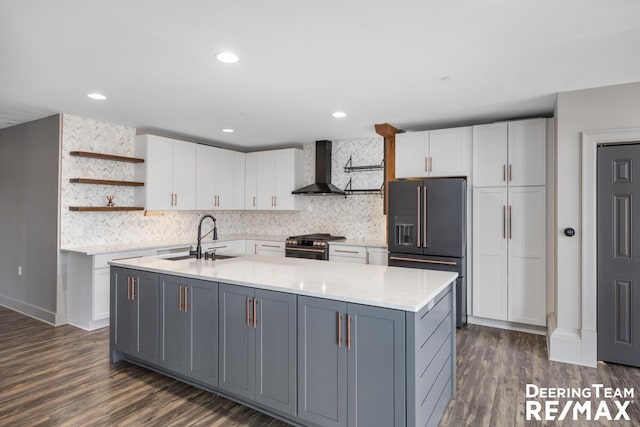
[387, 178, 467, 327]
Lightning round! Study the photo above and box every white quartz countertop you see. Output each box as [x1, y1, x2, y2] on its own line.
[61, 234, 288, 256]
[110, 255, 456, 312]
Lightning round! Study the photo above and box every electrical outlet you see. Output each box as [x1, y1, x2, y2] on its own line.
[18, 266, 22, 276]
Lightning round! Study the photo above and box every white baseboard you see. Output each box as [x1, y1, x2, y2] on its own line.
[67, 318, 109, 332]
[467, 316, 547, 335]
[548, 327, 597, 368]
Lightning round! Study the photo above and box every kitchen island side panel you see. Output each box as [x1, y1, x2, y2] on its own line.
[406, 283, 455, 427]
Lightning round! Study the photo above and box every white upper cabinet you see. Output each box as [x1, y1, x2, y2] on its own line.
[196, 145, 245, 210]
[395, 126, 471, 178]
[428, 127, 472, 177]
[245, 152, 258, 210]
[246, 148, 304, 211]
[395, 132, 427, 178]
[136, 135, 196, 210]
[473, 119, 546, 187]
[256, 151, 276, 210]
[274, 149, 304, 210]
[508, 119, 546, 186]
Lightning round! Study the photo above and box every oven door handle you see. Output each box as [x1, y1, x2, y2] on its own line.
[285, 247, 326, 253]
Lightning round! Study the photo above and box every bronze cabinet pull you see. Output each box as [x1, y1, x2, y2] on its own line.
[337, 312, 343, 347]
[334, 249, 359, 254]
[131, 278, 135, 300]
[253, 298, 257, 328]
[424, 157, 428, 172]
[246, 297, 251, 326]
[179, 285, 183, 311]
[184, 287, 188, 312]
[509, 164, 513, 182]
[127, 277, 130, 300]
[252, 196, 256, 207]
[347, 315, 352, 350]
[503, 205, 506, 239]
[503, 165, 506, 181]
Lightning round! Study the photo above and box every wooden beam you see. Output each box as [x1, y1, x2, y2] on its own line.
[375, 123, 402, 244]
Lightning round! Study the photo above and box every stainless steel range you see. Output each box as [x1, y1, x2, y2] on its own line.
[285, 233, 346, 260]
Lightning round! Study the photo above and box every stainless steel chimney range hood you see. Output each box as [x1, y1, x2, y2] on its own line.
[292, 140, 345, 196]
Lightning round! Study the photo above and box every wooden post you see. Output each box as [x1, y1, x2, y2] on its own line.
[375, 123, 401, 243]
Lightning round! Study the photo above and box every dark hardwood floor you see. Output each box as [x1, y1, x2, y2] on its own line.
[1, 306, 638, 426]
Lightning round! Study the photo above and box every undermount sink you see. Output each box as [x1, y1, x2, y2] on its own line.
[164, 253, 239, 261]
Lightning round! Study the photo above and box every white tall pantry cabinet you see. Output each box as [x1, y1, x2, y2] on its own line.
[472, 119, 547, 327]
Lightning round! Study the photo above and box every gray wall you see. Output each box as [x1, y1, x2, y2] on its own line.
[0, 115, 60, 323]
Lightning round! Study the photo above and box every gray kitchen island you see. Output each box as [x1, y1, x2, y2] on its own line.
[109, 255, 457, 427]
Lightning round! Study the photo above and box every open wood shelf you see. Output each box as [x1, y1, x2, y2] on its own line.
[70, 151, 144, 163]
[344, 156, 384, 173]
[69, 206, 145, 212]
[69, 178, 144, 187]
[343, 178, 384, 198]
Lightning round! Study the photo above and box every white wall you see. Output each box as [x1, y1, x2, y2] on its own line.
[551, 82, 640, 365]
[60, 115, 386, 248]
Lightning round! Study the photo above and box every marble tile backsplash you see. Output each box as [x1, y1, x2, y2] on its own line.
[60, 114, 386, 247]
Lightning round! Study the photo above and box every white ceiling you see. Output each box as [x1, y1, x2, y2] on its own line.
[1, 0, 640, 149]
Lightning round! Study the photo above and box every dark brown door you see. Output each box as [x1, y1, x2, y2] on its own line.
[597, 144, 640, 367]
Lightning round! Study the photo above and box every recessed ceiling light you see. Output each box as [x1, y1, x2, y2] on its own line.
[222, 128, 235, 133]
[87, 93, 107, 100]
[332, 111, 347, 118]
[216, 52, 239, 64]
[440, 75, 451, 81]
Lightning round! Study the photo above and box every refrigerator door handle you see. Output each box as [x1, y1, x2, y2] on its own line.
[389, 256, 458, 266]
[416, 186, 421, 247]
[423, 185, 428, 248]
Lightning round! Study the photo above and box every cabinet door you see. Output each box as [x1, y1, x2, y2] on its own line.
[172, 140, 196, 210]
[255, 289, 297, 416]
[428, 127, 470, 177]
[195, 144, 216, 210]
[508, 119, 546, 186]
[395, 132, 428, 179]
[473, 122, 508, 187]
[507, 187, 546, 326]
[135, 271, 159, 364]
[298, 296, 347, 427]
[93, 267, 110, 321]
[472, 187, 508, 321]
[218, 284, 255, 400]
[347, 304, 406, 427]
[187, 279, 218, 386]
[159, 275, 186, 374]
[245, 153, 258, 210]
[214, 148, 235, 209]
[256, 151, 276, 209]
[112, 268, 136, 355]
[145, 136, 174, 210]
[232, 152, 246, 209]
[274, 149, 300, 210]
